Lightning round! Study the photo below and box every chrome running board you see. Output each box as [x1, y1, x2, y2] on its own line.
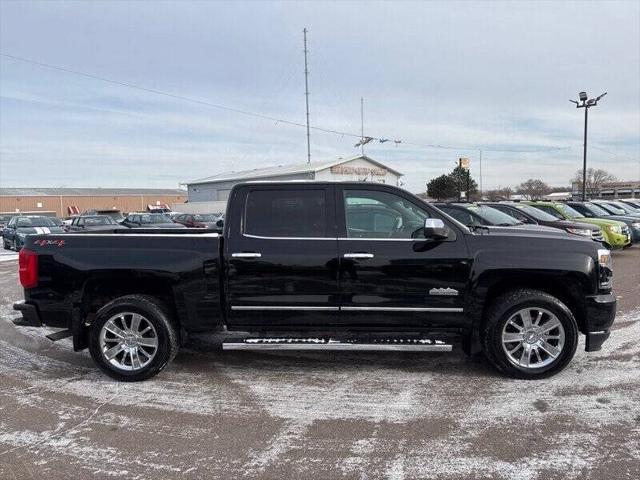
[222, 338, 452, 352]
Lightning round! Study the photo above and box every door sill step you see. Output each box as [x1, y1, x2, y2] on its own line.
[222, 338, 452, 352]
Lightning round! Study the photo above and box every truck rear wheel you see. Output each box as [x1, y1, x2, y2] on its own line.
[482, 289, 578, 379]
[89, 295, 179, 381]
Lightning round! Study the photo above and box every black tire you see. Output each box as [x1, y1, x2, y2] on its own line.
[481, 289, 578, 379]
[89, 295, 179, 382]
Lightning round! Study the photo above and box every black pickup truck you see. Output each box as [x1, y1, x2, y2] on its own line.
[13, 182, 616, 381]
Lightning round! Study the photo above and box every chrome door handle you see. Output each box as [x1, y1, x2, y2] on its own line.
[343, 253, 374, 259]
[232, 252, 262, 258]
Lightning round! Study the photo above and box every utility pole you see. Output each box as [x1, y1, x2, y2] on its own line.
[570, 91, 606, 200]
[303, 28, 311, 164]
[360, 97, 364, 156]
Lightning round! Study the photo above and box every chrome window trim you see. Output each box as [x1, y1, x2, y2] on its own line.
[241, 233, 426, 241]
[242, 233, 335, 241]
[231, 306, 463, 313]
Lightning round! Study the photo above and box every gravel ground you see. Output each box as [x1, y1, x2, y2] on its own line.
[0, 247, 639, 480]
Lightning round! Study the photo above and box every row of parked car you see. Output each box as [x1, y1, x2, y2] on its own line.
[1, 209, 223, 251]
[2, 199, 638, 252]
[435, 199, 640, 249]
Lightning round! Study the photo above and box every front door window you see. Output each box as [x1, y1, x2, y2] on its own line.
[343, 190, 428, 239]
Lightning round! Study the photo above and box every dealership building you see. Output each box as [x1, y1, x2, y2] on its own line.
[570, 180, 640, 199]
[184, 155, 403, 210]
[0, 188, 187, 218]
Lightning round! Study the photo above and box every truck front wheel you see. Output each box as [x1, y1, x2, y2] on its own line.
[482, 289, 578, 379]
[89, 295, 179, 381]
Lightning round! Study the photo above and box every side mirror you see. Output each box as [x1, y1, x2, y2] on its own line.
[423, 218, 449, 240]
[216, 219, 224, 228]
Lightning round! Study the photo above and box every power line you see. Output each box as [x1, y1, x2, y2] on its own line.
[1, 52, 575, 155]
[590, 145, 639, 162]
[0, 52, 364, 139]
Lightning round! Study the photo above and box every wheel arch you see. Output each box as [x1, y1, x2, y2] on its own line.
[74, 274, 183, 351]
[465, 269, 590, 355]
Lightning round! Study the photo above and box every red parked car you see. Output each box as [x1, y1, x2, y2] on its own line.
[173, 213, 222, 229]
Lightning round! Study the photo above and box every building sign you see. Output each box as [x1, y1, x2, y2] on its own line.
[330, 166, 387, 176]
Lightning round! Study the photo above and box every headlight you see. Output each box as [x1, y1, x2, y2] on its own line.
[632, 222, 640, 230]
[597, 248, 613, 289]
[606, 225, 622, 234]
[566, 227, 592, 237]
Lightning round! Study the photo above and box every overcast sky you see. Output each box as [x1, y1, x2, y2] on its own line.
[1, 0, 639, 193]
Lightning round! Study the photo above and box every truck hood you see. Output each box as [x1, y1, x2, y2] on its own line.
[507, 224, 563, 234]
[471, 225, 590, 242]
[468, 225, 595, 251]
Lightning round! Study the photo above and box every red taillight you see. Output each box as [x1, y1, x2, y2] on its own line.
[19, 249, 38, 289]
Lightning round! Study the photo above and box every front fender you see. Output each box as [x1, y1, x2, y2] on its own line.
[464, 247, 597, 354]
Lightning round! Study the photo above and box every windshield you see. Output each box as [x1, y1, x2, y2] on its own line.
[556, 204, 584, 219]
[599, 203, 627, 215]
[584, 203, 612, 216]
[16, 217, 57, 227]
[465, 205, 521, 226]
[616, 202, 640, 213]
[85, 216, 117, 226]
[140, 214, 172, 224]
[514, 204, 559, 221]
[194, 214, 218, 222]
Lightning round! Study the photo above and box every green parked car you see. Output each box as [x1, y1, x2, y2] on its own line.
[525, 201, 631, 249]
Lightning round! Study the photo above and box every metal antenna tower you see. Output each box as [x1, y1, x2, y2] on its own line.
[303, 28, 311, 163]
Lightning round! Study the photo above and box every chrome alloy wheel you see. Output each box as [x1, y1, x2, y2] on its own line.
[501, 307, 565, 369]
[99, 312, 158, 371]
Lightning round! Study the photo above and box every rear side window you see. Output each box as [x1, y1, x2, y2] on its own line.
[533, 205, 564, 220]
[245, 189, 327, 238]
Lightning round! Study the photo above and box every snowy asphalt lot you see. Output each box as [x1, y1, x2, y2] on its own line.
[0, 248, 639, 480]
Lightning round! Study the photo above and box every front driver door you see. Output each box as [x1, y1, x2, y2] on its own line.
[337, 186, 470, 329]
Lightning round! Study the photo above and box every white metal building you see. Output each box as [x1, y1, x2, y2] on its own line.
[183, 156, 403, 209]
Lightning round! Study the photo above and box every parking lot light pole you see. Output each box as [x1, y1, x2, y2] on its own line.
[570, 91, 607, 201]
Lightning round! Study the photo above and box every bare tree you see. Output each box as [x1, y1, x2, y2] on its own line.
[517, 179, 551, 200]
[485, 187, 513, 201]
[572, 168, 617, 198]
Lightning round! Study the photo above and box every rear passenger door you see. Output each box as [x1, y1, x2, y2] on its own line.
[225, 185, 339, 329]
